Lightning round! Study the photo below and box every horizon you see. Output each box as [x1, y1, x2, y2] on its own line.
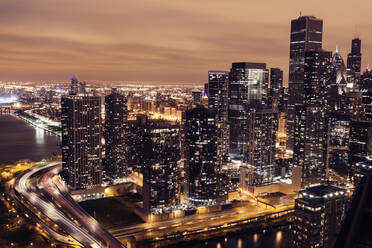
[0, 0, 371, 84]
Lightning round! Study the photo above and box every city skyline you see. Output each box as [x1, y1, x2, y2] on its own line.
[0, 3, 371, 247]
[0, 0, 371, 84]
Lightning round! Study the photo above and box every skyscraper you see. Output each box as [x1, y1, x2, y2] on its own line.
[183, 105, 222, 204]
[70, 75, 79, 95]
[349, 120, 372, 166]
[245, 109, 278, 185]
[208, 71, 229, 162]
[293, 50, 332, 187]
[228, 62, 269, 159]
[104, 88, 128, 180]
[141, 119, 180, 214]
[61, 95, 102, 190]
[287, 15, 323, 151]
[347, 38, 362, 86]
[270, 68, 283, 92]
[292, 183, 351, 248]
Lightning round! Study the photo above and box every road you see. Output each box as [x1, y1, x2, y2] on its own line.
[9, 161, 293, 247]
[41, 165, 123, 248]
[111, 199, 293, 242]
[11, 162, 124, 248]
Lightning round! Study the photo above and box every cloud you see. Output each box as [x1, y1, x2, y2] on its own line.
[0, 0, 370, 83]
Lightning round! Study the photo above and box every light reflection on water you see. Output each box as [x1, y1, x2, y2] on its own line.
[0, 115, 60, 165]
[35, 126, 45, 145]
[184, 226, 290, 248]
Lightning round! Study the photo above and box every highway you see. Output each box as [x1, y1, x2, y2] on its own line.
[9, 161, 293, 247]
[111, 199, 294, 243]
[40, 165, 123, 248]
[11, 162, 124, 248]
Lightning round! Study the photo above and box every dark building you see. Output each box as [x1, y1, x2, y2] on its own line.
[183, 105, 222, 204]
[208, 71, 229, 162]
[141, 118, 180, 214]
[192, 91, 202, 105]
[228, 62, 269, 159]
[292, 184, 351, 248]
[349, 120, 372, 167]
[61, 95, 102, 190]
[347, 38, 362, 86]
[104, 88, 128, 180]
[287, 15, 323, 151]
[326, 113, 350, 176]
[293, 50, 332, 187]
[362, 90, 372, 121]
[245, 109, 278, 185]
[349, 156, 372, 185]
[361, 67, 372, 91]
[270, 68, 283, 91]
[334, 167, 372, 248]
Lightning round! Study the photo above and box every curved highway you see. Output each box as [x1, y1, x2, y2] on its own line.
[12, 162, 124, 248]
[40, 165, 123, 248]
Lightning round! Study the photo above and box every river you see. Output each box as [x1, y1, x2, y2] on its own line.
[0, 114, 61, 165]
[180, 225, 291, 248]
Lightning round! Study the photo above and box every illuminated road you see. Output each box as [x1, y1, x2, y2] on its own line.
[11, 162, 124, 248]
[111, 200, 294, 243]
[40, 165, 123, 248]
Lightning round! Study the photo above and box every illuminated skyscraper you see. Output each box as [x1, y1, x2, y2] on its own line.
[208, 71, 229, 162]
[347, 38, 362, 86]
[287, 16, 323, 151]
[293, 50, 332, 187]
[61, 95, 102, 190]
[141, 119, 180, 214]
[228, 62, 269, 159]
[245, 109, 278, 185]
[104, 88, 128, 179]
[292, 184, 351, 248]
[183, 105, 223, 204]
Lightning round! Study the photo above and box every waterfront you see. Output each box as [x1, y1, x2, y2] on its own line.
[180, 226, 291, 248]
[0, 113, 291, 248]
[0, 114, 60, 165]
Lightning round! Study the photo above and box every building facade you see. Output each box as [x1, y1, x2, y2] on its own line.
[287, 15, 323, 151]
[183, 105, 223, 204]
[104, 88, 128, 180]
[347, 38, 362, 87]
[245, 109, 278, 185]
[61, 95, 102, 190]
[208, 71, 229, 162]
[292, 184, 351, 248]
[228, 62, 269, 159]
[141, 119, 180, 214]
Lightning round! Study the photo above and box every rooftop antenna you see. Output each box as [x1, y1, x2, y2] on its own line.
[300, 11, 302, 17]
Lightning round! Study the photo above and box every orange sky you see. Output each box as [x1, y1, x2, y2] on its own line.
[0, 0, 371, 84]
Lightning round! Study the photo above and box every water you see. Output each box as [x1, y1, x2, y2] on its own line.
[181, 226, 291, 248]
[0, 114, 61, 165]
